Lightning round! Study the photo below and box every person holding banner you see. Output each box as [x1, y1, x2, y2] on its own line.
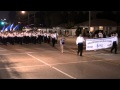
[76, 34, 85, 56]
[93, 34, 98, 51]
[111, 33, 118, 54]
[98, 31, 103, 38]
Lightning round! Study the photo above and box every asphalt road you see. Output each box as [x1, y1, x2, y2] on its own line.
[0, 37, 120, 79]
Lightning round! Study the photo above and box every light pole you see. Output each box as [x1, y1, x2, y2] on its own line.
[21, 11, 29, 25]
[21, 11, 36, 26]
[26, 11, 36, 26]
[34, 12, 36, 26]
[89, 11, 91, 37]
[89, 11, 91, 32]
[28, 12, 29, 25]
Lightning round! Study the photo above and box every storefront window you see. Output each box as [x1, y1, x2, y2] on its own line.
[99, 26, 103, 30]
[90, 27, 94, 32]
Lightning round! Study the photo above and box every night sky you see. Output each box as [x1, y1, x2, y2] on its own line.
[0, 11, 9, 20]
[0, 11, 118, 21]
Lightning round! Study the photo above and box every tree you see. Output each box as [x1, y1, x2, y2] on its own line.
[35, 11, 46, 27]
[115, 11, 120, 24]
[75, 27, 82, 36]
[96, 11, 115, 21]
[49, 11, 62, 27]
[44, 11, 51, 27]
[8, 11, 17, 23]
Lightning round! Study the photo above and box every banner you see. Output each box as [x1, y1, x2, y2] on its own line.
[86, 37, 114, 50]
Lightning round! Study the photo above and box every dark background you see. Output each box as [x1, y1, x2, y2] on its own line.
[0, 11, 9, 19]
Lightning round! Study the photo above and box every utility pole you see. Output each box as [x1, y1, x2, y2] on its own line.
[89, 11, 91, 37]
[28, 12, 29, 25]
[89, 11, 91, 32]
[34, 12, 36, 26]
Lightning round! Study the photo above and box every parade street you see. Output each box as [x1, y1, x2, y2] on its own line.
[0, 36, 120, 79]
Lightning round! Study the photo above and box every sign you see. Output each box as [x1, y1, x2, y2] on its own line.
[86, 37, 114, 50]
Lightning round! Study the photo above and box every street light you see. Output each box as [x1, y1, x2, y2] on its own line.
[21, 11, 36, 26]
[21, 11, 29, 25]
[21, 11, 25, 14]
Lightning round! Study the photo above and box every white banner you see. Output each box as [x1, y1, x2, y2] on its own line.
[86, 37, 114, 50]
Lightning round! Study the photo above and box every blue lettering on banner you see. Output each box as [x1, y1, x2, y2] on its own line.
[107, 44, 112, 47]
[97, 44, 103, 48]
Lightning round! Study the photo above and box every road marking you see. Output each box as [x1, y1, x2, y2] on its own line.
[50, 60, 103, 66]
[34, 48, 70, 53]
[35, 48, 43, 49]
[0, 64, 46, 70]
[27, 53, 76, 79]
[103, 60, 120, 66]
[0, 52, 38, 55]
[0, 50, 8, 51]
[15, 49, 26, 50]
[0, 60, 103, 70]
[52, 67, 76, 79]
